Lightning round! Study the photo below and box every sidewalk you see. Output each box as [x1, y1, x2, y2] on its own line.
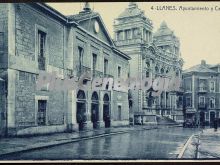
[181, 128, 220, 159]
[0, 125, 160, 158]
[198, 128, 220, 159]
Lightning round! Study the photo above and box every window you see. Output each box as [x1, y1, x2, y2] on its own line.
[0, 32, 4, 55]
[199, 96, 205, 107]
[78, 46, 84, 74]
[186, 97, 191, 107]
[210, 81, 215, 92]
[125, 29, 131, 40]
[118, 105, 122, 121]
[185, 78, 192, 91]
[118, 66, 121, 78]
[117, 31, 123, 41]
[38, 30, 46, 70]
[146, 71, 149, 78]
[104, 59, 108, 75]
[210, 98, 215, 108]
[92, 53, 97, 77]
[133, 28, 140, 38]
[177, 96, 183, 107]
[37, 100, 47, 126]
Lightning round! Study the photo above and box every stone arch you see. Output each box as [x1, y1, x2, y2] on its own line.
[91, 91, 99, 129]
[103, 93, 111, 128]
[76, 90, 87, 131]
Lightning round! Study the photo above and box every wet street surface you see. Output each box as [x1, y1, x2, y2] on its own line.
[1, 127, 199, 160]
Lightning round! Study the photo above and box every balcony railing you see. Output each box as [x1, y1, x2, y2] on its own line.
[198, 103, 206, 109]
[198, 87, 207, 93]
[38, 56, 46, 70]
[104, 74, 114, 78]
[115, 38, 143, 46]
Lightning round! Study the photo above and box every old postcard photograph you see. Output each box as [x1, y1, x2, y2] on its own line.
[0, 1, 220, 162]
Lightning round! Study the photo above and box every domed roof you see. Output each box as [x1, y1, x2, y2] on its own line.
[154, 21, 174, 37]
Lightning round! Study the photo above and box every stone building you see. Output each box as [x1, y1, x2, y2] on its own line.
[183, 60, 220, 126]
[0, 3, 130, 137]
[114, 2, 184, 124]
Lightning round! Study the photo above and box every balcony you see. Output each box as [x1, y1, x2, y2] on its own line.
[92, 70, 103, 78]
[198, 87, 207, 93]
[104, 74, 114, 78]
[76, 65, 91, 79]
[115, 38, 143, 47]
[38, 56, 46, 70]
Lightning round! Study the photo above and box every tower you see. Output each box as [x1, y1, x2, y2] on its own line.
[154, 21, 180, 57]
[114, 3, 153, 121]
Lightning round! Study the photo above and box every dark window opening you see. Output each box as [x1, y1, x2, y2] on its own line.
[38, 30, 46, 70]
[37, 100, 47, 126]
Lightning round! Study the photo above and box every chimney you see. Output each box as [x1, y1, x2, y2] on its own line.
[201, 60, 206, 66]
[79, 2, 92, 14]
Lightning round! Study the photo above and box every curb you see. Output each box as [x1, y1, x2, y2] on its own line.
[0, 125, 179, 158]
[177, 134, 194, 158]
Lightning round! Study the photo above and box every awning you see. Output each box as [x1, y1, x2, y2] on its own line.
[0, 77, 5, 81]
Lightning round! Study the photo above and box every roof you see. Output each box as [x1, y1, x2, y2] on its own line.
[154, 21, 174, 37]
[183, 64, 217, 74]
[67, 11, 99, 23]
[208, 63, 220, 68]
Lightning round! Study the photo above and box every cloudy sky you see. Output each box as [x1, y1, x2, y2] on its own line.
[48, 2, 220, 69]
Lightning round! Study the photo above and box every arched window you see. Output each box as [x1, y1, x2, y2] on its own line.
[160, 68, 164, 74]
[77, 90, 86, 100]
[103, 94, 110, 102]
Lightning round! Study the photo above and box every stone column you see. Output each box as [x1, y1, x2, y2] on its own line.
[86, 98, 93, 130]
[67, 90, 77, 132]
[99, 100, 104, 128]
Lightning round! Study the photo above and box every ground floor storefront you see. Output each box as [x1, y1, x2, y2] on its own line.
[185, 109, 220, 127]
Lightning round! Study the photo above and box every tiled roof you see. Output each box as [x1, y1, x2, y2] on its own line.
[183, 64, 217, 73]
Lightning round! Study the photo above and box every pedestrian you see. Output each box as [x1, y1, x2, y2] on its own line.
[214, 118, 218, 132]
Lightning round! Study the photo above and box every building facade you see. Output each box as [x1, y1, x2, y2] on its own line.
[113, 3, 184, 124]
[183, 60, 220, 126]
[0, 3, 130, 137]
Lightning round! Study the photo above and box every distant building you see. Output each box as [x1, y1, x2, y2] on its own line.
[183, 60, 220, 126]
[0, 3, 130, 137]
[114, 3, 184, 124]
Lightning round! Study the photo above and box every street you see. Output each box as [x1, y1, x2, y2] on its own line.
[1, 127, 199, 160]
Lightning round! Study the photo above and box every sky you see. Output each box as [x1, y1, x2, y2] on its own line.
[47, 2, 220, 70]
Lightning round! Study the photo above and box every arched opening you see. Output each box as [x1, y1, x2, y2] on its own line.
[91, 92, 99, 129]
[103, 94, 111, 128]
[76, 90, 87, 131]
[210, 111, 216, 127]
